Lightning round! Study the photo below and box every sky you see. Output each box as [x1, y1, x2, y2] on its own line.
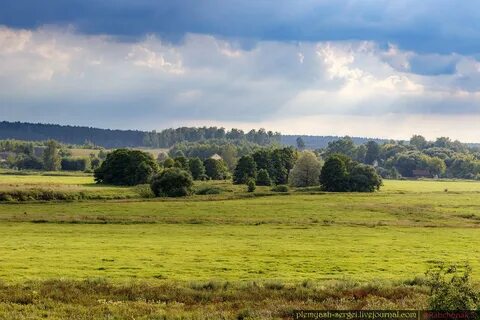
[1, 0, 480, 141]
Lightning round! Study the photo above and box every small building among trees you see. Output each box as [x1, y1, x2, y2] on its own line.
[210, 154, 223, 161]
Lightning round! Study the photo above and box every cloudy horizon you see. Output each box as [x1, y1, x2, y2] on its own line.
[2, 1, 480, 142]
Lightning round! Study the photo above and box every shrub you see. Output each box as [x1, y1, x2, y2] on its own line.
[246, 178, 256, 192]
[256, 169, 272, 186]
[426, 263, 479, 310]
[195, 186, 222, 195]
[150, 168, 193, 197]
[134, 184, 155, 198]
[271, 185, 289, 192]
[94, 149, 159, 186]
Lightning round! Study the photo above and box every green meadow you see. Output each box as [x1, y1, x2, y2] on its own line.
[1, 175, 480, 282]
[1, 174, 480, 317]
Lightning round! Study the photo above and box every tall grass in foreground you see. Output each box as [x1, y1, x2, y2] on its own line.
[0, 279, 429, 319]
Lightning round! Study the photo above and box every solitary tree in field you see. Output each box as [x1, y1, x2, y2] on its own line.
[42, 140, 61, 171]
[288, 151, 322, 187]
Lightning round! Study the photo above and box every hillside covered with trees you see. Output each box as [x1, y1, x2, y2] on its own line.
[0, 121, 281, 148]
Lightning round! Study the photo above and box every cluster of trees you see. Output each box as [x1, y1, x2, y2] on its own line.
[167, 140, 255, 171]
[233, 147, 297, 186]
[320, 154, 382, 192]
[94, 149, 230, 186]
[93, 146, 381, 198]
[102, 145, 382, 195]
[163, 156, 229, 181]
[1, 139, 105, 172]
[280, 151, 382, 192]
[230, 148, 381, 192]
[93, 149, 228, 197]
[317, 136, 480, 180]
[144, 127, 282, 148]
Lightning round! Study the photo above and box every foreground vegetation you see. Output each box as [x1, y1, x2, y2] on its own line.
[0, 279, 429, 319]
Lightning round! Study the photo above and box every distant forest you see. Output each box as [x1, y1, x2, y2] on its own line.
[281, 135, 390, 149]
[4, 121, 477, 150]
[0, 121, 280, 148]
[0, 121, 145, 148]
[0, 121, 400, 149]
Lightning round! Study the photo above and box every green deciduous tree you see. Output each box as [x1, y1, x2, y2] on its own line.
[163, 158, 175, 168]
[320, 154, 382, 192]
[348, 163, 382, 192]
[233, 155, 257, 184]
[174, 156, 189, 170]
[364, 141, 380, 165]
[324, 136, 357, 159]
[42, 140, 61, 171]
[246, 177, 256, 192]
[288, 151, 322, 187]
[410, 134, 428, 150]
[319, 154, 349, 191]
[204, 158, 229, 180]
[188, 157, 206, 180]
[256, 169, 272, 186]
[94, 149, 159, 185]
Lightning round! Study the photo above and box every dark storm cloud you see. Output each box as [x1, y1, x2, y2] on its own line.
[2, 0, 480, 54]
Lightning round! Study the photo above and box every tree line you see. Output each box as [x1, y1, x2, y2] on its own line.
[93, 146, 382, 197]
[143, 127, 281, 148]
[0, 121, 281, 148]
[3, 132, 480, 181]
[0, 139, 106, 172]
[316, 135, 480, 180]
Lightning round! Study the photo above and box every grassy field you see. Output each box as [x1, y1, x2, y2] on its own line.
[1, 174, 480, 317]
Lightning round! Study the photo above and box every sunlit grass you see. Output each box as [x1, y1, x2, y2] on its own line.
[1, 175, 480, 283]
